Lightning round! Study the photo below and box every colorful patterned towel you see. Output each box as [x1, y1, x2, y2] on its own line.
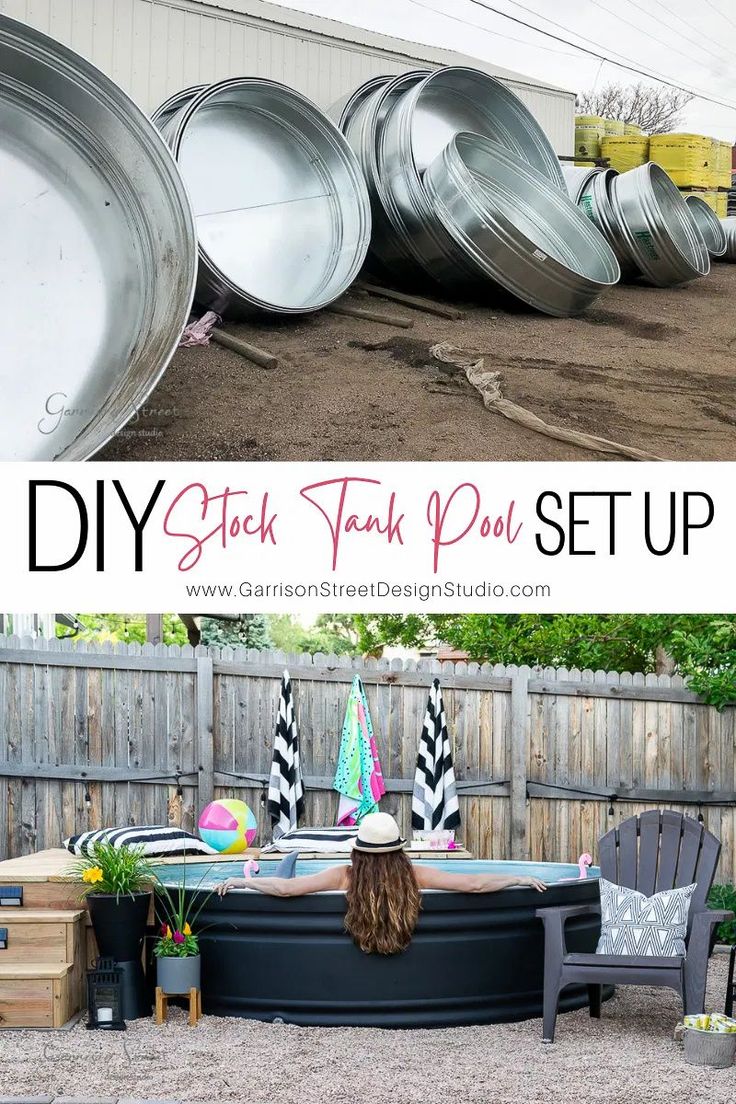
[333, 675, 385, 825]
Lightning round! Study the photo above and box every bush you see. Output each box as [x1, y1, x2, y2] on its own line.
[707, 883, 736, 944]
[67, 842, 156, 900]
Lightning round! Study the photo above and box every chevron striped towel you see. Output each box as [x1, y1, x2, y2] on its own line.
[596, 878, 696, 956]
[412, 678, 461, 831]
[267, 670, 305, 840]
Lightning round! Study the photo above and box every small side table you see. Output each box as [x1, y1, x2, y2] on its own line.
[726, 945, 736, 1018]
[155, 985, 202, 1027]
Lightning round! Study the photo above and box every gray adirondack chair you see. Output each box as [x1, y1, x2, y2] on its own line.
[537, 810, 734, 1042]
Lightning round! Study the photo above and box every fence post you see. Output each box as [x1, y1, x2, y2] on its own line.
[196, 653, 214, 811]
[509, 666, 530, 860]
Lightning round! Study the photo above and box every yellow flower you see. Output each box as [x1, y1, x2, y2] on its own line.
[183, 923, 191, 936]
[82, 867, 104, 885]
[164, 925, 172, 939]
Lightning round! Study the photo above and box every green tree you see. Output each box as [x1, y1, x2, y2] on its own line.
[267, 614, 360, 656]
[354, 615, 736, 708]
[199, 615, 272, 650]
[64, 614, 188, 646]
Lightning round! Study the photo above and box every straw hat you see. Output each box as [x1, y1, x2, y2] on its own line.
[353, 812, 406, 854]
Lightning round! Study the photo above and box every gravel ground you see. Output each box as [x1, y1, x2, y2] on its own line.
[1, 957, 733, 1103]
[98, 267, 736, 463]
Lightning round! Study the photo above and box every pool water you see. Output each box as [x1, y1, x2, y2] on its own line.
[155, 857, 600, 891]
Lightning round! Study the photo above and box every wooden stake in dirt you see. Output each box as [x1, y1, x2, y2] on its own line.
[356, 281, 465, 321]
[327, 303, 414, 329]
[211, 328, 278, 370]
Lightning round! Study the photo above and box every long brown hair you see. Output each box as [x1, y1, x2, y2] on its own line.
[344, 850, 421, 955]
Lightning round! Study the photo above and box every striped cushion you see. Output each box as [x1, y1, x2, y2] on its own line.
[64, 826, 216, 858]
[261, 826, 359, 854]
[596, 878, 695, 957]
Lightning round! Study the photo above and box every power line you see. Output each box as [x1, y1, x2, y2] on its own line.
[465, 0, 736, 112]
[406, 0, 582, 57]
[596, 0, 734, 69]
[496, 0, 715, 80]
[627, 0, 735, 68]
[702, 0, 736, 33]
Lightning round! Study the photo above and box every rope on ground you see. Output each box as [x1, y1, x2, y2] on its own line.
[429, 342, 665, 462]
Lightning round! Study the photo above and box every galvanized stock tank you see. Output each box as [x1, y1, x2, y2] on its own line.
[423, 133, 620, 316]
[339, 66, 565, 287]
[684, 195, 727, 258]
[154, 79, 372, 317]
[0, 14, 197, 460]
[719, 218, 736, 261]
[609, 163, 710, 285]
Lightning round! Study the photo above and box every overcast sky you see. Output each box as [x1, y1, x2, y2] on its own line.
[268, 0, 736, 139]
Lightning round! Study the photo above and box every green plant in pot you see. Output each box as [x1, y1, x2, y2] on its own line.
[153, 866, 213, 997]
[69, 842, 155, 1019]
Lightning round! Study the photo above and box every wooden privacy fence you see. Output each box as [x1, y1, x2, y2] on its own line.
[0, 636, 735, 881]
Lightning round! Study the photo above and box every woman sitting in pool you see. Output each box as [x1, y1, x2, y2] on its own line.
[216, 812, 546, 955]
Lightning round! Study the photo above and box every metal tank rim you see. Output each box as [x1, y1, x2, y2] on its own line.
[719, 217, 736, 261]
[154, 77, 372, 316]
[327, 74, 393, 131]
[375, 66, 568, 288]
[343, 69, 432, 280]
[609, 162, 710, 286]
[0, 12, 197, 461]
[562, 164, 604, 204]
[578, 168, 638, 274]
[684, 194, 727, 258]
[423, 133, 620, 317]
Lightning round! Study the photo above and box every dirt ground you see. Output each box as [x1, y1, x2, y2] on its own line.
[99, 266, 736, 463]
[1, 956, 734, 1103]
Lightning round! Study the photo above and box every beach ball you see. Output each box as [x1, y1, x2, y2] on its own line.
[198, 799, 257, 853]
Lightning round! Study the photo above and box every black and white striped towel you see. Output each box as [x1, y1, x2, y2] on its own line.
[267, 669, 305, 839]
[411, 678, 461, 830]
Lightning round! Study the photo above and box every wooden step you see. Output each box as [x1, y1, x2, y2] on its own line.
[0, 908, 84, 965]
[0, 962, 75, 1028]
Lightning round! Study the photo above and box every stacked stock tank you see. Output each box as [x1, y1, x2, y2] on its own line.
[332, 70, 620, 316]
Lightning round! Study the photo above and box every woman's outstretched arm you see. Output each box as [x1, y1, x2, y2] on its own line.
[216, 865, 348, 897]
[415, 865, 547, 893]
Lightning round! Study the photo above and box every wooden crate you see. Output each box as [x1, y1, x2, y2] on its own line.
[0, 963, 75, 1028]
[0, 909, 85, 1026]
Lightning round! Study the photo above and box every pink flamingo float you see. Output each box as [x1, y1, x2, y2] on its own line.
[559, 853, 593, 882]
[242, 859, 260, 879]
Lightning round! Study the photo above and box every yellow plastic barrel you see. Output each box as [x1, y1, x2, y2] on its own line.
[575, 116, 604, 165]
[601, 135, 649, 173]
[649, 133, 712, 189]
[717, 140, 732, 189]
[624, 123, 642, 135]
[603, 118, 625, 136]
[708, 138, 719, 188]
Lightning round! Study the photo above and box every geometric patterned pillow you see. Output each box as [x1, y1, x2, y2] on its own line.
[595, 878, 696, 957]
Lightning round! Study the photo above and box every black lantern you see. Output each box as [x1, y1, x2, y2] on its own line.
[86, 957, 126, 1031]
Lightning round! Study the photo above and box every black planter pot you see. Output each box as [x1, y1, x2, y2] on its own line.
[87, 892, 152, 1020]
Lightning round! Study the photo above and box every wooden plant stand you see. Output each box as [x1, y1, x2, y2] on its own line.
[155, 985, 202, 1027]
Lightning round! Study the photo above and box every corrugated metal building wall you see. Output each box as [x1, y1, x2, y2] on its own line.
[0, 0, 575, 153]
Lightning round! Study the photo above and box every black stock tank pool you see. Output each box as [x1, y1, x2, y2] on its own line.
[156, 858, 603, 1027]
